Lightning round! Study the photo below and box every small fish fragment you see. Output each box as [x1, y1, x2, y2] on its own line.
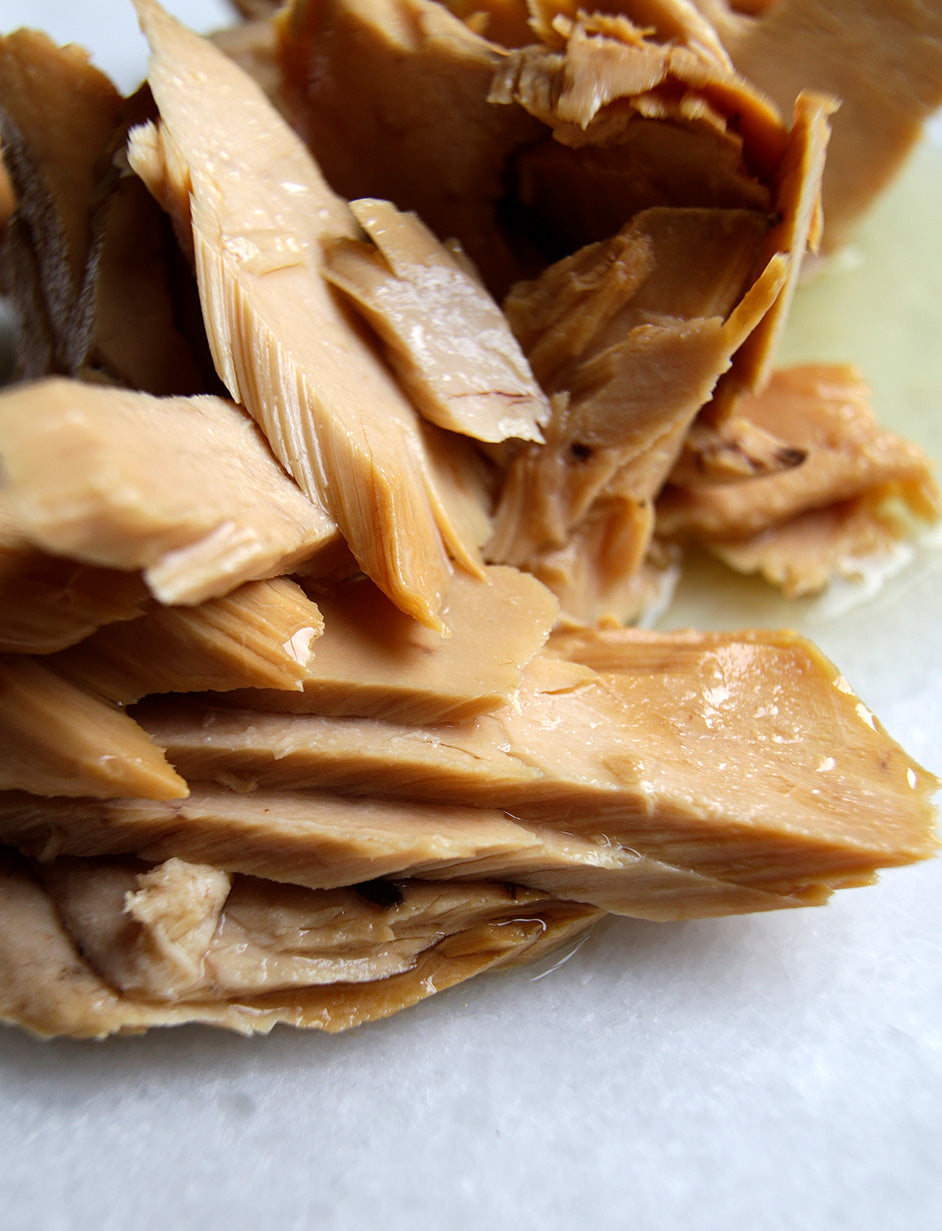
[0, 656, 187, 801]
[131, 0, 486, 629]
[0, 378, 338, 605]
[221, 565, 559, 724]
[324, 198, 550, 442]
[50, 577, 324, 703]
[657, 364, 940, 592]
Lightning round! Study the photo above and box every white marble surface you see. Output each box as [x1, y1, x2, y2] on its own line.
[1, 5, 940, 1229]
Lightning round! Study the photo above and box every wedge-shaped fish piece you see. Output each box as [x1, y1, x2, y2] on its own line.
[0, 848, 596, 1037]
[0, 656, 187, 801]
[324, 198, 550, 442]
[0, 494, 149, 653]
[0, 786, 827, 920]
[130, 0, 485, 629]
[222, 565, 558, 723]
[546, 625, 938, 889]
[0, 378, 337, 605]
[663, 363, 941, 535]
[488, 206, 777, 617]
[50, 577, 323, 703]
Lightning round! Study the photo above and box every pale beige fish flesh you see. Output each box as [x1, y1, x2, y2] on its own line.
[0, 656, 187, 800]
[131, 0, 485, 629]
[0, 378, 338, 605]
[0, 848, 597, 1037]
[49, 577, 324, 702]
[221, 565, 559, 723]
[324, 198, 550, 442]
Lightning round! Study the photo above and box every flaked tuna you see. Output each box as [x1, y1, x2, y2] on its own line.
[0, 378, 338, 605]
[49, 577, 324, 702]
[0, 848, 596, 1037]
[220, 565, 559, 724]
[0, 656, 187, 801]
[324, 198, 550, 442]
[130, 0, 486, 629]
[658, 364, 940, 593]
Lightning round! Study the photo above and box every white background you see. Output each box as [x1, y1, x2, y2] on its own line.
[1, 4, 940, 1229]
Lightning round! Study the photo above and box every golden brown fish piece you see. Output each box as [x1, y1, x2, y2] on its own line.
[0, 784, 829, 920]
[657, 364, 940, 594]
[220, 565, 559, 724]
[324, 198, 550, 442]
[0, 656, 187, 801]
[49, 577, 324, 703]
[0, 378, 338, 605]
[0, 848, 596, 1037]
[486, 206, 777, 617]
[130, 0, 485, 630]
[139, 635, 936, 899]
[546, 624, 938, 889]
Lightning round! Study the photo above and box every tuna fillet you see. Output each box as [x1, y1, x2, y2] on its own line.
[130, 0, 486, 630]
[0, 378, 338, 605]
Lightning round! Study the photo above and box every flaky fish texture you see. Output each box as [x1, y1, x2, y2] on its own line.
[0, 378, 339, 605]
[130, 0, 488, 631]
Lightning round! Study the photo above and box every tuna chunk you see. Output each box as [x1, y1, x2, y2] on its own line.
[547, 625, 938, 888]
[657, 364, 940, 592]
[220, 565, 559, 724]
[0, 848, 596, 1037]
[0, 378, 338, 605]
[324, 198, 550, 442]
[0, 785, 831, 921]
[130, 0, 486, 630]
[0, 495, 150, 653]
[40, 858, 586, 1000]
[705, 0, 942, 249]
[49, 577, 324, 702]
[486, 206, 775, 616]
[278, 0, 546, 294]
[0, 656, 187, 801]
[133, 631, 936, 899]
